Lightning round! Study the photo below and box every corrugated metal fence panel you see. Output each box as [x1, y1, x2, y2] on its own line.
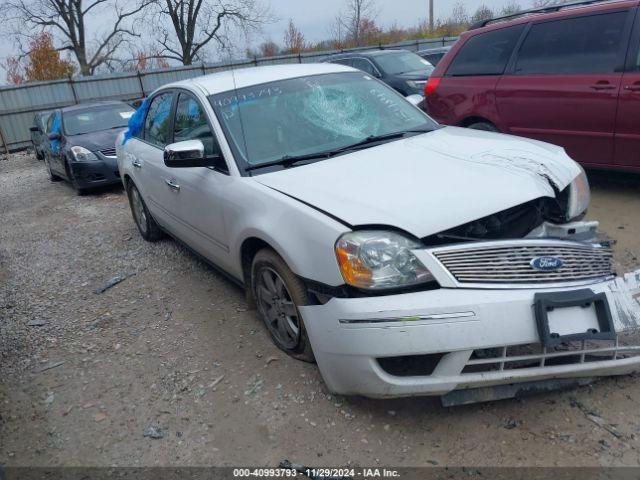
[73, 72, 143, 103]
[0, 36, 458, 153]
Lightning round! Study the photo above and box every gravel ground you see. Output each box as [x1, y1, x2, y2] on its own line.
[1, 152, 640, 468]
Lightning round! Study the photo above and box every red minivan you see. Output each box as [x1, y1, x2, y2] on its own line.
[423, 0, 640, 172]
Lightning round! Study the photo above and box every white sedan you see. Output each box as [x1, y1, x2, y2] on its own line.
[117, 63, 640, 402]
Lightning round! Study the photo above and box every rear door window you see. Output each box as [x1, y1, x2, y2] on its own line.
[446, 24, 525, 76]
[144, 92, 174, 147]
[515, 11, 629, 74]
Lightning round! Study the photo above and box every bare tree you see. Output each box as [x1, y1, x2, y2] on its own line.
[471, 4, 493, 25]
[339, 0, 377, 47]
[283, 19, 305, 54]
[500, 1, 522, 15]
[450, 1, 469, 26]
[4, 0, 152, 76]
[532, 0, 573, 6]
[152, 0, 270, 65]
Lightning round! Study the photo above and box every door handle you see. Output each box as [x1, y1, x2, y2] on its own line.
[165, 179, 180, 191]
[132, 159, 142, 169]
[590, 83, 616, 91]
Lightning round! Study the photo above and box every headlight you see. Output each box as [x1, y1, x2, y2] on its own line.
[566, 165, 590, 221]
[406, 80, 426, 90]
[335, 230, 435, 290]
[70, 146, 99, 162]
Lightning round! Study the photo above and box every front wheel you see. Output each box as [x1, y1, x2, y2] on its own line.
[65, 162, 87, 195]
[127, 182, 163, 242]
[44, 156, 61, 182]
[252, 249, 315, 362]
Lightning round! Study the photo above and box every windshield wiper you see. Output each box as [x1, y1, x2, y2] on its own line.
[245, 128, 432, 173]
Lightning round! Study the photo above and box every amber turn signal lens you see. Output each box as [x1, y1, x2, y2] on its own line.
[336, 246, 373, 287]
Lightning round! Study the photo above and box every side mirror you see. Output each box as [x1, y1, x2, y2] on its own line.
[406, 94, 424, 107]
[164, 140, 221, 168]
[30, 126, 41, 133]
[48, 132, 61, 140]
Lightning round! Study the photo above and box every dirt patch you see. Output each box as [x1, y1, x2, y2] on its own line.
[1, 154, 640, 468]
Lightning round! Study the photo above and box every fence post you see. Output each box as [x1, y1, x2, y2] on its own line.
[0, 125, 9, 155]
[136, 70, 145, 98]
[298, 53, 302, 64]
[201, 62, 206, 75]
[253, 56, 258, 67]
[69, 76, 78, 104]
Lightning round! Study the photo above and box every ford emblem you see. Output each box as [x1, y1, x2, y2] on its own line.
[530, 256, 564, 271]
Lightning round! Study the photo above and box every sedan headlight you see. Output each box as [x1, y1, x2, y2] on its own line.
[70, 146, 99, 162]
[566, 165, 590, 221]
[406, 80, 426, 90]
[335, 230, 435, 290]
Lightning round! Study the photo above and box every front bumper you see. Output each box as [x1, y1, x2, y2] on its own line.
[70, 154, 121, 188]
[300, 270, 640, 399]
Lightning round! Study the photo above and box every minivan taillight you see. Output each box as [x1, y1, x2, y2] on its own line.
[425, 77, 442, 96]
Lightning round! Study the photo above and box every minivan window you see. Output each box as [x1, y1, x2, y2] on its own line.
[144, 93, 173, 147]
[515, 12, 628, 75]
[447, 24, 525, 76]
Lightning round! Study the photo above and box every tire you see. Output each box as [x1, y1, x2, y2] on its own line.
[127, 182, 163, 242]
[44, 155, 61, 182]
[467, 121, 498, 132]
[36, 149, 44, 160]
[65, 162, 87, 196]
[251, 249, 315, 363]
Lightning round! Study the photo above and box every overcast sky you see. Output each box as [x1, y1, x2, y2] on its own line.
[260, 0, 530, 45]
[1, 0, 534, 83]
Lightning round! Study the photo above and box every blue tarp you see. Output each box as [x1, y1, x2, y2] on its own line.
[50, 112, 61, 153]
[122, 98, 150, 145]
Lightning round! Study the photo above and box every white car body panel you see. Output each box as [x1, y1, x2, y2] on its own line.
[254, 126, 580, 238]
[116, 64, 640, 400]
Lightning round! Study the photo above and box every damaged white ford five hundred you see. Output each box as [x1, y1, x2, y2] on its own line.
[117, 63, 640, 403]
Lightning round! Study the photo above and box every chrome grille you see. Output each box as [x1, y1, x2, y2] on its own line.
[100, 147, 117, 157]
[462, 337, 640, 374]
[433, 241, 613, 285]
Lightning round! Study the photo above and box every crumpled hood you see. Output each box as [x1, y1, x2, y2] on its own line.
[254, 126, 582, 238]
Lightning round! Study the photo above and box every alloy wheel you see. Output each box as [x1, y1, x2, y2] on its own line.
[255, 267, 300, 349]
[130, 187, 148, 235]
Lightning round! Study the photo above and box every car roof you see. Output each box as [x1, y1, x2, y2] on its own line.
[467, 0, 639, 34]
[417, 46, 451, 54]
[60, 100, 131, 114]
[330, 49, 411, 60]
[164, 63, 357, 96]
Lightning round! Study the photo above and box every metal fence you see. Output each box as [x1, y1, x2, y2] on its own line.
[0, 36, 457, 153]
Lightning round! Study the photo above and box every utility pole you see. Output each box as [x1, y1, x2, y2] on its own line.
[429, 0, 434, 31]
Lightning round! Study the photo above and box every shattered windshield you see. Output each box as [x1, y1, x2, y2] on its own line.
[209, 72, 437, 171]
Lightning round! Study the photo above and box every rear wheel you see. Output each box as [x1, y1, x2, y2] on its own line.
[467, 121, 498, 132]
[127, 182, 163, 242]
[252, 249, 314, 362]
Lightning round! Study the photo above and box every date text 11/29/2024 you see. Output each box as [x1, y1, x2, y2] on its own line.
[232, 467, 401, 478]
